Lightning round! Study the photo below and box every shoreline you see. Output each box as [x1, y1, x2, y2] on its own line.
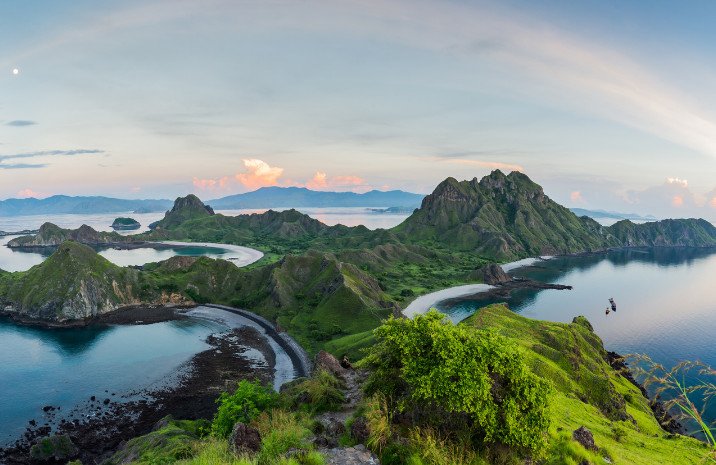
[402, 255, 554, 317]
[0, 305, 305, 464]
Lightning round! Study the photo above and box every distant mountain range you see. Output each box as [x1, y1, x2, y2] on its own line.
[0, 188, 424, 216]
[209, 186, 424, 209]
[569, 208, 657, 222]
[0, 196, 174, 216]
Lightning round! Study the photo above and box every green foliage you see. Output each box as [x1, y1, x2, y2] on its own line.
[281, 370, 345, 414]
[252, 409, 315, 465]
[363, 310, 553, 454]
[103, 421, 199, 465]
[212, 381, 278, 438]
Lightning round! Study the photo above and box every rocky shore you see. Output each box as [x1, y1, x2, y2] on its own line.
[0, 325, 273, 465]
[0, 305, 309, 465]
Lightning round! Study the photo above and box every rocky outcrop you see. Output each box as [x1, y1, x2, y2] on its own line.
[480, 263, 510, 285]
[572, 426, 598, 451]
[315, 351, 348, 379]
[229, 423, 262, 455]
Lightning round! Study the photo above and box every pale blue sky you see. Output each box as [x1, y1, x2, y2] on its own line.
[2, 0, 716, 219]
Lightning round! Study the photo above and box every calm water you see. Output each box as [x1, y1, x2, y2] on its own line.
[438, 248, 716, 431]
[0, 316, 226, 446]
[0, 235, 246, 272]
[0, 207, 410, 234]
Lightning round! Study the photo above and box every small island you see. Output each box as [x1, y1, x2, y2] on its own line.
[111, 217, 141, 231]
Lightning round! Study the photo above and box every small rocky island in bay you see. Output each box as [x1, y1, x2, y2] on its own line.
[110, 217, 141, 231]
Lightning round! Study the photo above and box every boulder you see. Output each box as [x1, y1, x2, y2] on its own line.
[572, 426, 598, 451]
[350, 416, 370, 443]
[481, 263, 510, 285]
[315, 350, 348, 378]
[229, 422, 262, 455]
[29, 434, 78, 462]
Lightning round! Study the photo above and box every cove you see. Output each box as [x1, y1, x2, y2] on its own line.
[433, 247, 716, 433]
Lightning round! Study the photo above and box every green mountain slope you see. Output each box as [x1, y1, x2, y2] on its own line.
[0, 242, 142, 322]
[393, 171, 610, 260]
[464, 304, 710, 464]
[7, 222, 127, 248]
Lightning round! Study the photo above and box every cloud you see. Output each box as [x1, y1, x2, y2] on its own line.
[193, 176, 230, 191]
[305, 171, 368, 192]
[192, 160, 372, 193]
[570, 191, 584, 204]
[0, 149, 104, 162]
[0, 163, 46, 169]
[236, 159, 284, 189]
[440, 158, 524, 173]
[666, 177, 688, 188]
[5, 120, 37, 127]
[16, 188, 44, 198]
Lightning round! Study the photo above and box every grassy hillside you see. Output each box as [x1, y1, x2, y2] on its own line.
[0, 242, 141, 321]
[464, 304, 711, 464]
[393, 171, 611, 260]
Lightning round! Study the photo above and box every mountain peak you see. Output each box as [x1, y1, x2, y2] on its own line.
[155, 195, 215, 229]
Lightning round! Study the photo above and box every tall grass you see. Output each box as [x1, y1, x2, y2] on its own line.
[627, 354, 716, 448]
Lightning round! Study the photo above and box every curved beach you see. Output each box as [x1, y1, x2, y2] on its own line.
[156, 241, 264, 267]
[402, 256, 553, 318]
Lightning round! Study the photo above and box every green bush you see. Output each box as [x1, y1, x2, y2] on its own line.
[363, 310, 553, 454]
[212, 380, 278, 438]
[282, 370, 345, 414]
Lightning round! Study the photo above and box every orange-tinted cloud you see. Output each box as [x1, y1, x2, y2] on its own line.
[570, 191, 584, 203]
[672, 195, 684, 207]
[236, 159, 284, 189]
[710, 197, 716, 209]
[305, 171, 368, 192]
[192, 161, 370, 194]
[16, 188, 43, 198]
[193, 176, 230, 190]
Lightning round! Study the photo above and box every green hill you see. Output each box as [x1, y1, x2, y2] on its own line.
[7, 222, 127, 248]
[464, 304, 710, 464]
[0, 242, 141, 322]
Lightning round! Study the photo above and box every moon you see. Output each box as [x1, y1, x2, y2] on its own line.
[12, 68, 19, 75]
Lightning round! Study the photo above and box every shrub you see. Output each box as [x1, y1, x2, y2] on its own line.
[363, 310, 553, 454]
[282, 370, 345, 414]
[212, 380, 278, 438]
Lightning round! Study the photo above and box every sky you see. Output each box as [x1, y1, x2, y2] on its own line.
[3, 0, 716, 220]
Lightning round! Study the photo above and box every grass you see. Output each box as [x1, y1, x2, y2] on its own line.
[465, 304, 713, 464]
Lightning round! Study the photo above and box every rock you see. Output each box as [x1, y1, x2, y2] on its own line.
[315, 350, 347, 378]
[350, 416, 370, 443]
[321, 444, 380, 464]
[317, 415, 346, 438]
[42, 405, 54, 412]
[572, 426, 598, 451]
[29, 434, 78, 462]
[481, 263, 510, 285]
[340, 356, 353, 370]
[229, 422, 262, 455]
